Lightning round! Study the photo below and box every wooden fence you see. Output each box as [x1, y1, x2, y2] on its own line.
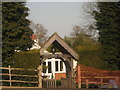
[42, 79, 56, 88]
[1, 65, 120, 88]
[0, 66, 38, 87]
[76, 64, 120, 88]
[42, 78, 75, 88]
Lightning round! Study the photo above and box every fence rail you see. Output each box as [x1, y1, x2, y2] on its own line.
[0, 80, 38, 83]
[77, 64, 120, 88]
[1, 65, 120, 88]
[0, 67, 37, 71]
[0, 73, 38, 77]
[0, 66, 38, 87]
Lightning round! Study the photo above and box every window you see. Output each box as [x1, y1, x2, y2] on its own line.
[43, 62, 46, 73]
[55, 61, 58, 71]
[60, 61, 63, 71]
[48, 62, 52, 73]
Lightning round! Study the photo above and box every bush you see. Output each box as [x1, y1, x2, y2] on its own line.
[12, 50, 40, 69]
[2, 50, 40, 87]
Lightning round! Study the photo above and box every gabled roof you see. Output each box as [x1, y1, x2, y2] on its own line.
[40, 32, 79, 60]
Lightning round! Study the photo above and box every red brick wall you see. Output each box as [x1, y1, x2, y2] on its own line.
[55, 73, 66, 80]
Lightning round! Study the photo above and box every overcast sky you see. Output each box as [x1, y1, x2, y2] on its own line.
[26, 0, 120, 38]
[26, 2, 89, 37]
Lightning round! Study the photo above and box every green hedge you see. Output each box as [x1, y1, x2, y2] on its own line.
[2, 50, 40, 87]
[77, 50, 108, 70]
[12, 50, 40, 69]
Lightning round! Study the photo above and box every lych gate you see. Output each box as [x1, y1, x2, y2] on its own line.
[38, 32, 79, 88]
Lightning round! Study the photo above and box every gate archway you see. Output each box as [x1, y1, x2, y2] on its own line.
[40, 54, 73, 78]
[38, 32, 79, 88]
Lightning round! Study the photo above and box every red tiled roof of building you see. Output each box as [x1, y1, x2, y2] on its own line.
[30, 34, 37, 40]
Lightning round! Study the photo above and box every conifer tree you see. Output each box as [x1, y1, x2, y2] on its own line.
[94, 2, 120, 70]
[2, 2, 34, 66]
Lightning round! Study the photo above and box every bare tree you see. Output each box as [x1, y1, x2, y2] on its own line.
[35, 24, 48, 45]
[70, 25, 86, 37]
[30, 21, 48, 45]
[82, 2, 99, 40]
[30, 21, 36, 33]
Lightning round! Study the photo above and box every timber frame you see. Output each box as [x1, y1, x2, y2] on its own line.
[38, 32, 79, 88]
[40, 32, 79, 60]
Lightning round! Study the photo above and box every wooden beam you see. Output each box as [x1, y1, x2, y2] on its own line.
[77, 65, 81, 88]
[0, 67, 36, 71]
[38, 65, 42, 88]
[40, 32, 79, 60]
[0, 73, 38, 77]
[8, 65, 12, 87]
[0, 80, 38, 83]
[81, 76, 115, 78]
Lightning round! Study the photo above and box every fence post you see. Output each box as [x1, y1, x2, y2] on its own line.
[77, 65, 81, 88]
[8, 65, 12, 87]
[38, 65, 42, 88]
[47, 80, 48, 88]
[55, 79, 57, 88]
[100, 78, 103, 87]
[86, 79, 89, 88]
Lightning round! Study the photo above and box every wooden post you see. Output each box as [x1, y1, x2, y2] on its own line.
[38, 65, 42, 88]
[55, 79, 56, 88]
[77, 65, 81, 88]
[115, 76, 120, 89]
[48, 80, 50, 88]
[8, 65, 12, 87]
[51, 80, 54, 88]
[47, 80, 48, 88]
[86, 79, 89, 88]
[100, 78, 103, 87]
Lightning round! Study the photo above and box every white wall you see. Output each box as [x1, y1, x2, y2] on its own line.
[42, 58, 66, 79]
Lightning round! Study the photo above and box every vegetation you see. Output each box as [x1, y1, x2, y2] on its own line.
[12, 50, 40, 69]
[2, 50, 40, 87]
[64, 26, 107, 69]
[30, 21, 48, 45]
[93, 2, 120, 70]
[2, 2, 34, 66]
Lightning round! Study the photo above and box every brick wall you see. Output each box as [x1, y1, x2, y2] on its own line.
[55, 73, 66, 80]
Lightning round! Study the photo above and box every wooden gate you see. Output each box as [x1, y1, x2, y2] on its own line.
[42, 79, 56, 88]
[61, 78, 75, 88]
[42, 78, 75, 88]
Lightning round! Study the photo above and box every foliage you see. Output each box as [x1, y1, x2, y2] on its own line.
[2, 2, 34, 66]
[93, 2, 120, 70]
[46, 44, 60, 53]
[2, 70, 38, 87]
[81, 84, 99, 88]
[12, 50, 40, 69]
[64, 34, 107, 69]
[2, 50, 39, 87]
[56, 80, 61, 86]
